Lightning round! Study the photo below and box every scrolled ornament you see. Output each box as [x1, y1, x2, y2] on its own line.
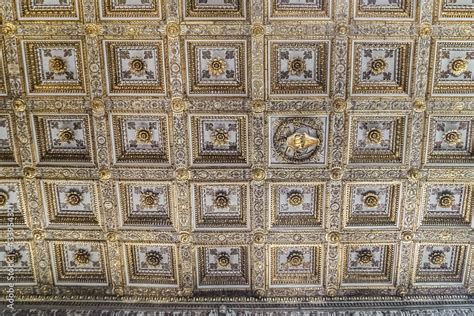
[176, 167, 189, 181]
[252, 167, 266, 181]
[166, 22, 180, 37]
[13, 99, 26, 112]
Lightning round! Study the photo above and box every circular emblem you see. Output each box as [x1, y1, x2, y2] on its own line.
[363, 192, 379, 208]
[208, 57, 227, 76]
[273, 117, 323, 163]
[444, 130, 461, 145]
[252, 168, 266, 181]
[449, 58, 468, 77]
[413, 99, 426, 112]
[74, 248, 91, 265]
[136, 129, 152, 144]
[357, 249, 373, 264]
[211, 128, 229, 146]
[370, 58, 387, 75]
[429, 250, 445, 265]
[251, 24, 265, 37]
[48, 57, 67, 75]
[401, 231, 413, 241]
[214, 193, 229, 208]
[438, 193, 454, 208]
[145, 251, 163, 266]
[288, 191, 303, 207]
[217, 252, 231, 267]
[66, 191, 82, 206]
[289, 58, 306, 76]
[287, 251, 304, 267]
[58, 129, 74, 143]
[84, 23, 101, 36]
[0, 191, 8, 207]
[366, 129, 383, 144]
[141, 191, 157, 208]
[129, 58, 147, 76]
[166, 22, 180, 37]
[171, 98, 186, 113]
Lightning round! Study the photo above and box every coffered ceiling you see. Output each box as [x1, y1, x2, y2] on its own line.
[0, 0, 474, 313]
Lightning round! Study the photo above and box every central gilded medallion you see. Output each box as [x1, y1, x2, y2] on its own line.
[141, 191, 157, 208]
[288, 58, 306, 76]
[273, 117, 323, 163]
[357, 249, 373, 264]
[429, 250, 445, 265]
[443, 130, 461, 145]
[66, 191, 82, 206]
[438, 193, 454, 208]
[370, 58, 387, 75]
[48, 56, 67, 75]
[129, 58, 147, 76]
[217, 252, 231, 267]
[449, 58, 468, 76]
[136, 128, 153, 144]
[58, 128, 74, 143]
[145, 251, 163, 267]
[0, 191, 8, 207]
[287, 251, 304, 267]
[363, 192, 379, 208]
[214, 192, 229, 208]
[288, 192, 303, 207]
[211, 128, 230, 146]
[208, 57, 227, 76]
[74, 248, 91, 265]
[366, 129, 383, 144]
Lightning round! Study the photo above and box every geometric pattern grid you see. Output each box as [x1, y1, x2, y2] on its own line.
[104, 41, 166, 95]
[51, 241, 108, 286]
[267, 0, 331, 20]
[185, 39, 248, 96]
[124, 244, 177, 286]
[343, 182, 401, 228]
[348, 115, 406, 164]
[31, 114, 94, 165]
[267, 40, 330, 96]
[430, 41, 474, 96]
[269, 182, 324, 228]
[110, 114, 169, 165]
[0, 242, 35, 284]
[192, 183, 249, 230]
[269, 245, 322, 287]
[1, 0, 474, 307]
[350, 40, 412, 95]
[420, 183, 472, 227]
[342, 244, 396, 286]
[41, 180, 100, 227]
[16, 0, 81, 20]
[117, 181, 173, 228]
[353, 1, 416, 20]
[425, 116, 474, 164]
[434, 1, 474, 21]
[99, 0, 162, 20]
[21, 40, 86, 95]
[183, 0, 246, 20]
[414, 244, 468, 285]
[190, 114, 248, 165]
[196, 246, 249, 289]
